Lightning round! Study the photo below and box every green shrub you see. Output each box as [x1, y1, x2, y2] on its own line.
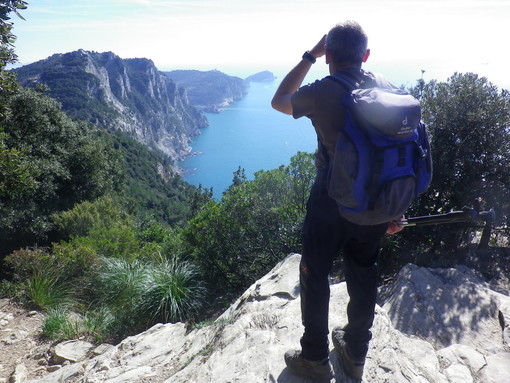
[81, 306, 114, 343]
[5, 246, 93, 305]
[68, 225, 140, 259]
[0, 279, 19, 298]
[25, 273, 73, 311]
[141, 256, 205, 323]
[180, 152, 315, 295]
[42, 307, 73, 340]
[53, 196, 132, 239]
[4, 248, 50, 279]
[42, 306, 114, 343]
[94, 257, 147, 314]
[92, 255, 204, 338]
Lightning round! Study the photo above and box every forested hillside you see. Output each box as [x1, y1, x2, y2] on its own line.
[13, 50, 208, 165]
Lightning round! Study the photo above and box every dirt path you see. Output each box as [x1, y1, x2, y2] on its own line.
[0, 299, 52, 382]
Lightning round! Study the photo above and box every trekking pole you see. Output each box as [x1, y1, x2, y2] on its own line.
[397, 207, 496, 227]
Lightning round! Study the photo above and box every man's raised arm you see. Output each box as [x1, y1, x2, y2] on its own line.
[271, 35, 326, 115]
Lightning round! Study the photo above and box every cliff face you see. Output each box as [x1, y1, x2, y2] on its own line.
[164, 70, 248, 113]
[14, 50, 208, 164]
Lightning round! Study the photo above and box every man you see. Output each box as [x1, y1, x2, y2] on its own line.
[271, 21, 402, 382]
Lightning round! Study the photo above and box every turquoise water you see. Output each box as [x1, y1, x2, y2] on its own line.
[180, 81, 317, 199]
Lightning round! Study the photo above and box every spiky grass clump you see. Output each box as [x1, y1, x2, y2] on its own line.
[141, 256, 205, 323]
[25, 273, 73, 311]
[42, 306, 113, 343]
[93, 255, 204, 339]
[81, 306, 115, 343]
[42, 307, 80, 340]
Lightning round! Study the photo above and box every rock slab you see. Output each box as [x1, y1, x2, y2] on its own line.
[26, 255, 510, 383]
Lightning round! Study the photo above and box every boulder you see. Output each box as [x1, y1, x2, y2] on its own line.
[50, 340, 95, 365]
[379, 263, 505, 353]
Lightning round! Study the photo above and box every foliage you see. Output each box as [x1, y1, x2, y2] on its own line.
[180, 152, 315, 295]
[104, 131, 212, 226]
[25, 273, 72, 311]
[4, 247, 76, 310]
[0, 0, 27, 207]
[0, 88, 124, 257]
[52, 200, 177, 261]
[52, 196, 132, 239]
[42, 307, 72, 340]
[0, 0, 27, 46]
[406, 73, 510, 252]
[140, 255, 205, 323]
[0, 0, 26, 96]
[42, 306, 113, 343]
[91, 255, 204, 339]
[0, 96, 211, 257]
[6, 230, 204, 342]
[66, 226, 141, 260]
[0, 132, 36, 198]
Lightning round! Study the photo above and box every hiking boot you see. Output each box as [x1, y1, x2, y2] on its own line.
[284, 349, 333, 382]
[331, 328, 365, 381]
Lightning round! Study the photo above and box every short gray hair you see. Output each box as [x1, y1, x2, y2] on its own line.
[326, 21, 368, 64]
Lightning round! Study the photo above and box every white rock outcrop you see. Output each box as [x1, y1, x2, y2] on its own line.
[26, 254, 510, 383]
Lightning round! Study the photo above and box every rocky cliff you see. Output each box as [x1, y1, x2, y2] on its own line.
[13, 50, 208, 165]
[164, 70, 248, 113]
[21, 254, 510, 383]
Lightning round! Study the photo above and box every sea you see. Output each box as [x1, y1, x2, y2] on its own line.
[180, 80, 317, 199]
[179, 65, 509, 200]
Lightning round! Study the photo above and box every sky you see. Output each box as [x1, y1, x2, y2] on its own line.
[10, 0, 510, 89]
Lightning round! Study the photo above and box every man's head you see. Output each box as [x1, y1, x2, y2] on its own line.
[326, 21, 369, 67]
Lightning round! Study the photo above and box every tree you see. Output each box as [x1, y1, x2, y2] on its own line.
[180, 152, 315, 294]
[407, 73, 510, 249]
[0, 0, 27, 115]
[1, 88, 125, 256]
[0, 131, 35, 198]
[0, 1, 28, 204]
[0, 1, 27, 45]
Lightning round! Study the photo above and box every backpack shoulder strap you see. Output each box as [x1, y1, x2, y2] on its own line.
[328, 71, 360, 92]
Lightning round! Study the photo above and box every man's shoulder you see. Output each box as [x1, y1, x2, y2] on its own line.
[298, 76, 336, 89]
[331, 69, 397, 90]
[296, 76, 347, 97]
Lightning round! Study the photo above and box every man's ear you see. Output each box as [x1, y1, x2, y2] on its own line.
[362, 49, 370, 63]
[325, 49, 332, 64]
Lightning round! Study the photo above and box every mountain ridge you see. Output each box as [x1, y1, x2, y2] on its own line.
[13, 50, 208, 166]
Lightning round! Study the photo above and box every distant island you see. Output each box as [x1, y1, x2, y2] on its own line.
[245, 71, 276, 83]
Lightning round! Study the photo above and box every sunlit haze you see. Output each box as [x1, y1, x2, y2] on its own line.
[12, 0, 510, 88]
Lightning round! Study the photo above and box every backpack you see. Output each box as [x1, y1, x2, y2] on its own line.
[326, 72, 432, 225]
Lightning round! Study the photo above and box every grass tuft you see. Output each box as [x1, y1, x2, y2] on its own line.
[25, 273, 73, 311]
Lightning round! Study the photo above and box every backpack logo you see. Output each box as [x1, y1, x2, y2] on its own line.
[327, 73, 433, 225]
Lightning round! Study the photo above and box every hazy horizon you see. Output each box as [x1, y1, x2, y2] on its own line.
[10, 0, 510, 91]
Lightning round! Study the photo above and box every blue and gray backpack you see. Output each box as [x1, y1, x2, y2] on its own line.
[327, 72, 432, 225]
